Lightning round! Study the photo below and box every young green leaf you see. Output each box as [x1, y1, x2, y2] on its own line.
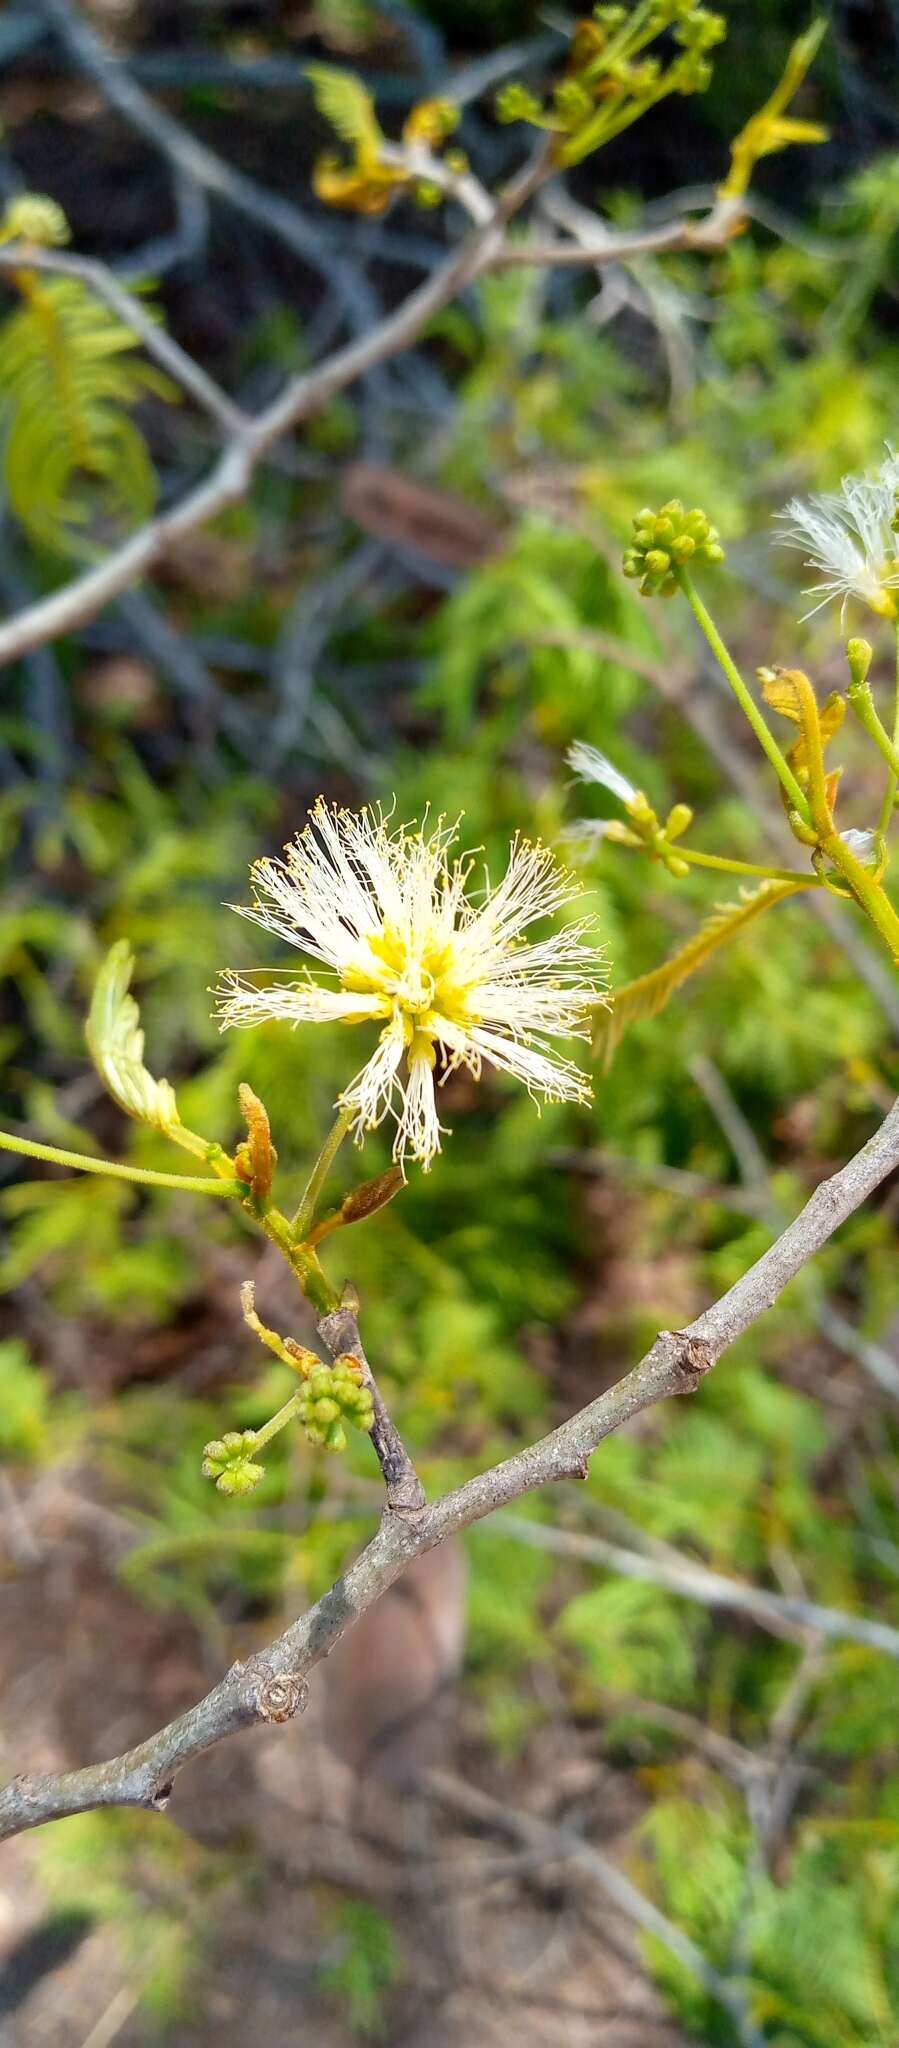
[85, 941, 208, 1159]
[597, 879, 815, 1068]
[0, 273, 174, 554]
[305, 64, 383, 166]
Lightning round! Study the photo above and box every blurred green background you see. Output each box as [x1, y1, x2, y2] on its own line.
[1, 3, 899, 2043]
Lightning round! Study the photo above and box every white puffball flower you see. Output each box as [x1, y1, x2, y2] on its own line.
[775, 451, 899, 622]
[215, 799, 609, 1171]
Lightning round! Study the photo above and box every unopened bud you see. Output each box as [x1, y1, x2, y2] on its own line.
[236, 1083, 276, 1201]
[846, 637, 873, 692]
[664, 803, 694, 840]
[338, 1166, 405, 1227]
[624, 498, 725, 597]
[202, 1430, 265, 1496]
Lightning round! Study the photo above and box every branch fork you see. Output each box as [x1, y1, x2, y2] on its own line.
[318, 1301, 427, 1519]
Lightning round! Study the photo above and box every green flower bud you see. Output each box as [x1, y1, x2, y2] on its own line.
[555, 79, 593, 127]
[846, 637, 874, 690]
[313, 1395, 341, 1425]
[665, 802, 694, 840]
[495, 82, 543, 126]
[624, 498, 725, 596]
[202, 1430, 265, 1496]
[296, 1356, 374, 1450]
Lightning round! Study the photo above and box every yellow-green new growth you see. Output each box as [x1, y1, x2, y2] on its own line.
[0, 194, 70, 248]
[86, 940, 220, 1166]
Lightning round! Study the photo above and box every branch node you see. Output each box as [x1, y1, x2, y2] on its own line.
[668, 1331, 715, 1390]
[256, 1673, 309, 1724]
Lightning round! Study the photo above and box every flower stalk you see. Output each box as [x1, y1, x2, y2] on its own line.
[876, 622, 899, 836]
[292, 1103, 355, 1239]
[675, 567, 813, 825]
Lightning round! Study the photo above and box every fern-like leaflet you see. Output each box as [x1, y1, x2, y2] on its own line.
[305, 63, 384, 164]
[0, 271, 175, 554]
[597, 878, 816, 1068]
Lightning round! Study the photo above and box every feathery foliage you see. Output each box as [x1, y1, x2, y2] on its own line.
[596, 879, 815, 1068]
[86, 941, 211, 1161]
[0, 265, 173, 553]
[305, 62, 383, 160]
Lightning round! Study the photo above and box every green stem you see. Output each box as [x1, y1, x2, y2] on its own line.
[676, 569, 814, 826]
[821, 833, 899, 963]
[876, 621, 899, 837]
[253, 1391, 304, 1454]
[0, 1127, 239, 1195]
[674, 847, 818, 885]
[262, 1205, 342, 1316]
[582, 0, 653, 80]
[849, 681, 899, 784]
[292, 1104, 354, 1239]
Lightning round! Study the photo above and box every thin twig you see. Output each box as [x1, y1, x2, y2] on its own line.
[0, 145, 546, 669]
[492, 1514, 899, 1657]
[0, 245, 247, 437]
[1, 1095, 898, 1841]
[0, 16, 747, 675]
[426, 1769, 767, 2048]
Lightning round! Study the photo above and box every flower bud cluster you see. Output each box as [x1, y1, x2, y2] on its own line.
[623, 501, 725, 596]
[202, 1430, 265, 1497]
[297, 1357, 374, 1452]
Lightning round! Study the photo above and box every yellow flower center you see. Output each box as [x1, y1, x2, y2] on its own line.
[342, 918, 479, 1045]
